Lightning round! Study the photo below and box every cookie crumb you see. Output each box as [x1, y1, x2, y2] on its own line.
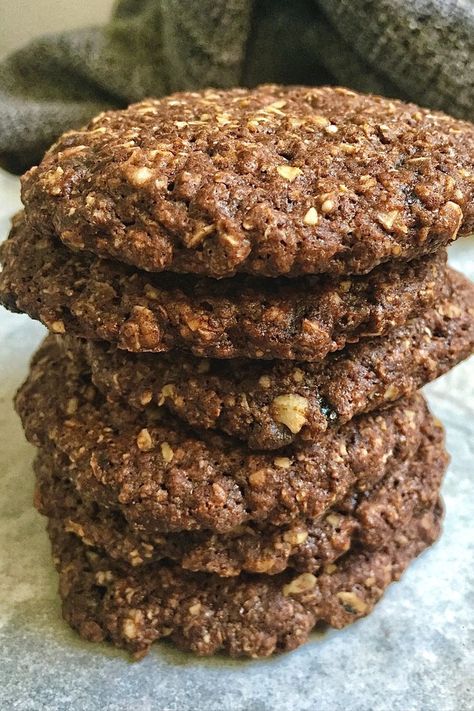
[283, 573, 317, 596]
[136, 428, 153, 451]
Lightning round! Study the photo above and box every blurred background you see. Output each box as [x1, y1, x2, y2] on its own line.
[0, 0, 113, 221]
[0, 0, 114, 59]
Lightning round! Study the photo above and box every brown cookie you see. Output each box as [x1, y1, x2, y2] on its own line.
[72, 268, 474, 449]
[16, 337, 430, 534]
[48, 504, 442, 658]
[21, 85, 473, 278]
[34, 421, 447, 576]
[0, 214, 447, 360]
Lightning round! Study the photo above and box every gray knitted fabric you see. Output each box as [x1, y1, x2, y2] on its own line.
[0, 0, 472, 173]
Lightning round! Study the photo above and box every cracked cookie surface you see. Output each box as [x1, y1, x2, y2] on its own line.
[34, 422, 447, 576]
[48, 503, 442, 658]
[16, 338, 431, 535]
[0, 214, 447, 359]
[71, 268, 474, 449]
[21, 85, 473, 278]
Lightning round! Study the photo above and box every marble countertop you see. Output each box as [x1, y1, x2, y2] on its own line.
[0, 169, 472, 711]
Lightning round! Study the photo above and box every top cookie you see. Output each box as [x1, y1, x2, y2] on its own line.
[21, 85, 473, 278]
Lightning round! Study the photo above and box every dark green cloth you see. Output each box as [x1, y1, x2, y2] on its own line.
[1, 0, 473, 173]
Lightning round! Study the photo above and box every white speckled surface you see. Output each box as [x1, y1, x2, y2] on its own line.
[0, 169, 473, 711]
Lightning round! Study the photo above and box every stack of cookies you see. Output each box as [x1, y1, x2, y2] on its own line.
[1, 86, 473, 658]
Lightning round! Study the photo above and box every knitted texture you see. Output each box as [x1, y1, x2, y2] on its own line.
[0, 0, 472, 172]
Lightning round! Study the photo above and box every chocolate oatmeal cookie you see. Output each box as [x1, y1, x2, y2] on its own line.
[21, 85, 473, 278]
[48, 504, 442, 658]
[73, 268, 474, 449]
[35, 422, 447, 576]
[0, 214, 447, 359]
[16, 337, 430, 534]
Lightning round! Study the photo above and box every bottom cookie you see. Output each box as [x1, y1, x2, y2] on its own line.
[48, 504, 442, 659]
